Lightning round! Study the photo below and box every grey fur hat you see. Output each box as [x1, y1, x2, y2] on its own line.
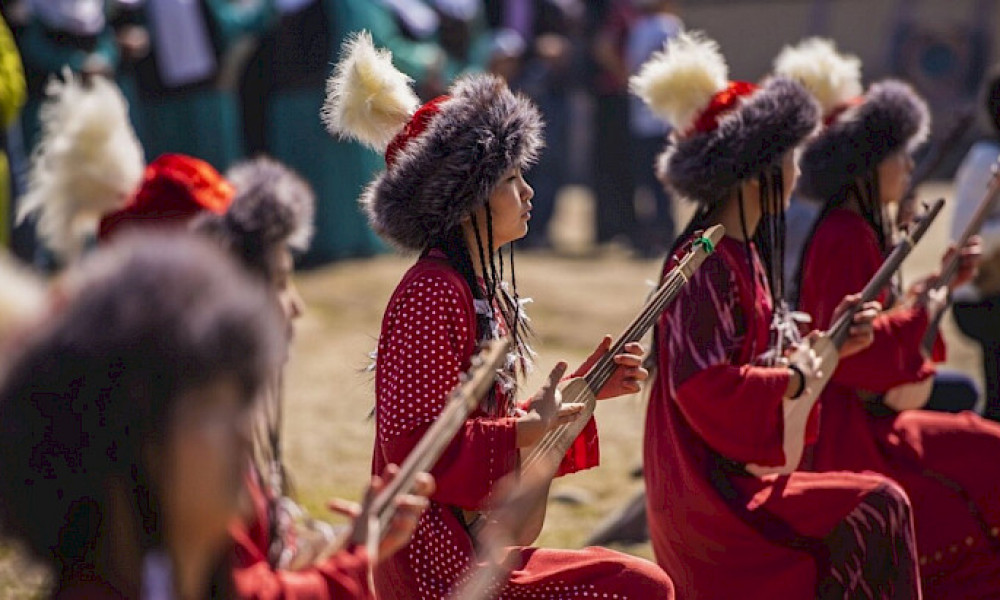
[797, 79, 930, 201]
[657, 76, 820, 206]
[194, 156, 315, 279]
[361, 75, 543, 251]
[323, 32, 542, 252]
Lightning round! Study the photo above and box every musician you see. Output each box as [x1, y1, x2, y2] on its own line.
[780, 39, 979, 415]
[0, 234, 285, 598]
[325, 32, 674, 599]
[194, 156, 434, 599]
[796, 73, 1000, 598]
[632, 32, 920, 598]
[952, 65, 1000, 420]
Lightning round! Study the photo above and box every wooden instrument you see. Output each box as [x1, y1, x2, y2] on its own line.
[897, 109, 974, 226]
[919, 157, 1000, 356]
[519, 225, 725, 483]
[349, 338, 511, 558]
[748, 198, 945, 476]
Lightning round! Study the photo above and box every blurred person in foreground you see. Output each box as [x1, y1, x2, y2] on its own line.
[0, 233, 285, 598]
[195, 156, 434, 598]
[951, 65, 1000, 420]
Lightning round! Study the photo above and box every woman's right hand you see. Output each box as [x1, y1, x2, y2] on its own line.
[516, 362, 584, 447]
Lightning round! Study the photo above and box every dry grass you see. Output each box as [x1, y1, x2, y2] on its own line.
[0, 183, 981, 595]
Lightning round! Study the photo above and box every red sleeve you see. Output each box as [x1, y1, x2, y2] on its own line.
[659, 253, 792, 467]
[229, 476, 374, 599]
[375, 271, 518, 511]
[799, 213, 937, 392]
[232, 546, 372, 600]
[554, 416, 599, 476]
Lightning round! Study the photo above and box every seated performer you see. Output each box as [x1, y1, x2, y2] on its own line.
[324, 31, 675, 599]
[776, 37, 979, 414]
[0, 234, 286, 598]
[195, 156, 433, 598]
[795, 67, 1000, 598]
[631, 32, 921, 598]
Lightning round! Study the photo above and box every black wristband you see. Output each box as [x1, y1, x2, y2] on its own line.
[787, 364, 806, 399]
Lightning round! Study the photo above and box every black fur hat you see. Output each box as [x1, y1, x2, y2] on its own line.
[797, 79, 930, 201]
[194, 156, 315, 280]
[323, 32, 542, 251]
[631, 33, 819, 207]
[659, 77, 818, 206]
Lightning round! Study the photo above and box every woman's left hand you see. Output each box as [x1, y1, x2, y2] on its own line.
[572, 335, 648, 400]
[944, 235, 982, 290]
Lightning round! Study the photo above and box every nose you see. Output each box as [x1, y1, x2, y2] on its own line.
[286, 282, 305, 322]
[520, 177, 534, 204]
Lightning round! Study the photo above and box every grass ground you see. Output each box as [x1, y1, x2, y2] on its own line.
[0, 182, 982, 596]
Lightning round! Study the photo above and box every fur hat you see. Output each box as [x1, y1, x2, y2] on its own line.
[797, 79, 930, 201]
[323, 31, 543, 251]
[97, 153, 235, 241]
[194, 157, 315, 280]
[17, 71, 145, 260]
[631, 32, 819, 207]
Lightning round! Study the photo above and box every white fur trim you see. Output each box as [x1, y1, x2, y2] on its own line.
[18, 71, 145, 260]
[773, 37, 862, 116]
[322, 30, 420, 151]
[629, 31, 728, 132]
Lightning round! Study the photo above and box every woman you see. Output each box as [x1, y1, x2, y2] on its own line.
[325, 32, 674, 599]
[951, 65, 1000, 420]
[632, 32, 920, 598]
[796, 75, 1000, 598]
[0, 233, 285, 598]
[195, 156, 434, 598]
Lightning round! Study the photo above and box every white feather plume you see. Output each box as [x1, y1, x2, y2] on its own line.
[773, 38, 862, 116]
[629, 32, 728, 132]
[322, 30, 420, 151]
[17, 71, 145, 261]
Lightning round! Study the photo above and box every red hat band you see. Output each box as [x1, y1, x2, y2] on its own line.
[823, 95, 866, 126]
[384, 95, 450, 169]
[688, 80, 759, 136]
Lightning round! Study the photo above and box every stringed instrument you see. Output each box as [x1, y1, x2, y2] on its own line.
[919, 157, 1000, 356]
[293, 337, 510, 566]
[748, 198, 945, 476]
[519, 224, 725, 485]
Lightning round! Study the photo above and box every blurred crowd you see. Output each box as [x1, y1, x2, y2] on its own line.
[0, 0, 684, 267]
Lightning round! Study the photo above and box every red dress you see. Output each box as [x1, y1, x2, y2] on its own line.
[230, 472, 374, 599]
[372, 253, 674, 599]
[646, 235, 921, 599]
[799, 208, 1000, 598]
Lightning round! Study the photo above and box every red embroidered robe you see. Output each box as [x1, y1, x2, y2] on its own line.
[799, 208, 1000, 598]
[372, 254, 674, 599]
[646, 235, 921, 599]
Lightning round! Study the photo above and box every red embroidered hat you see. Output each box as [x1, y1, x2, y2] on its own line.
[323, 31, 542, 252]
[97, 153, 235, 241]
[630, 32, 819, 207]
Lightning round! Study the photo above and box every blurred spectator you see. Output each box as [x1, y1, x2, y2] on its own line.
[511, 0, 585, 250]
[0, 233, 285, 598]
[128, 0, 275, 170]
[951, 65, 1000, 420]
[252, 0, 453, 264]
[589, 0, 638, 248]
[626, 0, 681, 257]
[0, 13, 25, 248]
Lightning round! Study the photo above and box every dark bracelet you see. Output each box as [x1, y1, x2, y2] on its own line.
[787, 364, 806, 399]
